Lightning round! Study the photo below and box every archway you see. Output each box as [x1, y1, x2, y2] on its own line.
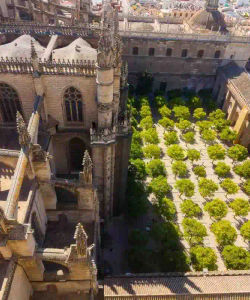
[69, 138, 86, 171]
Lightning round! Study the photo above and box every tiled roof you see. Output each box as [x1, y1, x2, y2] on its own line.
[104, 273, 250, 296]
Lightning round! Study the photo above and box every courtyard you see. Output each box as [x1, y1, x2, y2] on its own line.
[103, 89, 250, 275]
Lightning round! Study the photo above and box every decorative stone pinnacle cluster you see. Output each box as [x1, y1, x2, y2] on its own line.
[74, 223, 88, 257]
[16, 111, 31, 148]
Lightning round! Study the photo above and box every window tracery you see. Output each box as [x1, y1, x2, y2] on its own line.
[64, 87, 83, 122]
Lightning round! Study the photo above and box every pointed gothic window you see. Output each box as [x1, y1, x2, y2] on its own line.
[0, 83, 22, 123]
[64, 87, 83, 122]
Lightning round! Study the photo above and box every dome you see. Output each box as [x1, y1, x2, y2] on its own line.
[52, 38, 97, 62]
[0, 35, 46, 59]
[188, 9, 227, 32]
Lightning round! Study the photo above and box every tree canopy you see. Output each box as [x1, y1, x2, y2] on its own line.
[193, 108, 206, 120]
[198, 178, 218, 198]
[204, 198, 228, 220]
[228, 144, 248, 162]
[214, 162, 231, 178]
[141, 128, 159, 144]
[229, 198, 250, 217]
[240, 220, 250, 242]
[167, 145, 186, 161]
[139, 116, 153, 130]
[182, 218, 207, 246]
[190, 246, 217, 271]
[164, 131, 179, 145]
[176, 119, 192, 132]
[146, 159, 166, 178]
[219, 127, 238, 142]
[172, 161, 188, 177]
[201, 129, 217, 143]
[128, 229, 149, 247]
[220, 178, 239, 195]
[207, 144, 226, 161]
[158, 117, 175, 130]
[149, 175, 171, 200]
[142, 144, 161, 159]
[159, 105, 171, 117]
[129, 159, 147, 180]
[140, 105, 152, 119]
[156, 197, 176, 221]
[175, 179, 195, 197]
[193, 165, 206, 178]
[173, 105, 190, 120]
[243, 179, 250, 195]
[211, 220, 237, 247]
[234, 160, 250, 179]
[196, 120, 213, 131]
[187, 149, 200, 163]
[182, 131, 195, 144]
[222, 245, 250, 270]
[130, 142, 144, 159]
[180, 199, 201, 218]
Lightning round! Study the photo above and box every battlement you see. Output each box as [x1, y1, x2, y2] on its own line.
[0, 57, 96, 76]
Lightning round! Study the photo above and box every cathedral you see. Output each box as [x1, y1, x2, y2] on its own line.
[0, 0, 249, 299]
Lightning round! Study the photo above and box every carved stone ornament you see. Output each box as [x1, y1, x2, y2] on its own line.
[31, 40, 40, 74]
[31, 144, 51, 162]
[113, 34, 123, 69]
[102, 0, 114, 30]
[74, 223, 88, 257]
[97, 102, 113, 112]
[16, 111, 31, 148]
[97, 30, 114, 69]
[121, 61, 128, 88]
[81, 150, 93, 184]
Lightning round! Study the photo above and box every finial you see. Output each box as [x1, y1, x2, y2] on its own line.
[31, 39, 38, 60]
[80, 150, 92, 184]
[97, 30, 114, 68]
[74, 223, 88, 257]
[16, 111, 31, 148]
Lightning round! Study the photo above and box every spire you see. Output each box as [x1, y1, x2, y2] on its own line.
[80, 150, 92, 184]
[74, 223, 88, 257]
[97, 29, 114, 69]
[121, 61, 128, 88]
[16, 111, 31, 148]
[31, 39, 38, 60]
[30, 39, 41, 74]
[102, 0, 114, 30]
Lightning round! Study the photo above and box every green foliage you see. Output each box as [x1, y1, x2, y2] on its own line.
[155, 95, 166, 107]
[196, 120, 213, 131]
[240, 220, 250, 242]
[142, 144, 161, 159]
[188, 96, 202, 109]
[140, 97, 150, 106]
[180, 199, 201, 218]
[128, 229, 149, 246]
[208, 109, 226, 121]
[220, 178, 239, 195]
[219, 127, 238, 142]
[164, 131, 179, 145]
[129, 159, 147, 180]
[193, 108, 206, 120]
[176, 119, 192, 132]
[173, 105, 190, 120]
[182, 131, 195, 144]
[146, 159, 166, 178]
[132, 129, 142, 145]
[167, 89, 182, 99]
[190, 246, 217, 271]
[229, 198, 250, 217]
[204, 198, 228, 220]
[201, 129, 217, 143]
[243, 179, 250, 195]
[172, 161, 188, 177]
[234, 160, 250, 179]
[228, 144, 248, 162]
[207, 144, 226, 161]
[198, 178, 218, 198]
[148, 175, 171, 200]
[151, 222, 182, 249]
[141, 128, 159, 144]
[222, 245, 250, 270]
[127, 247, 154, 273]
[211, 220, 237, 247]
[156, 197, 176, 220]
[167, 145, 185, 161]
[193, 165, 206, 178]
[159, 105, 171, 117]
[139, 116, 153, 130]
[158, 117, 175, 130]
[131, 116, 138, 128]
[214, 162, 231, 178]
[182, 218, 207, 246]
[187, 149, 200, 163]
[127, 177, 148, 218]
[159, 249, 190, 272]
[140, 105, 152, 118]
[175, 179, 195, 197]
[130, 142, 143, 159]
[213, 118, 231, 132]
[168, 97, 185, 108]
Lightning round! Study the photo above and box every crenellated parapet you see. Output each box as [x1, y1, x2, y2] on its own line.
[90, 126, 117, 145]
[0, 57, 96, 76]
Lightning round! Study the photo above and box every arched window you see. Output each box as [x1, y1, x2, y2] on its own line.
[0, 83, 22, 123]
[133, 47, 139, 55]
[197, 50, 204, 58]
[166, 48, 172, 57]
[182, 49, 188, 58]
[64, 87, 83, 122]
[149, 48, 155, 56]
[214, 50, 221, 59]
